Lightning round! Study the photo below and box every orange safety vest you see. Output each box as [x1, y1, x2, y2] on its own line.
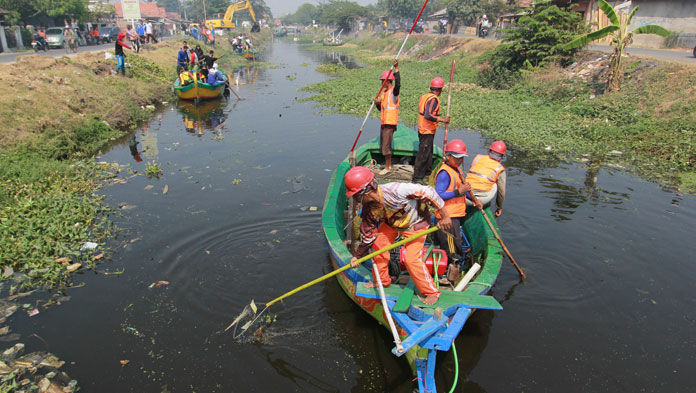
[418, 93, 440, 134]
[435, 163, 469, 219]
[379, 86, 399, 126]
[466, 154, 505, 191]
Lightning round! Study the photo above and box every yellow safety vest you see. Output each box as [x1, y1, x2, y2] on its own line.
[379, 86, 399, 126]
[466, 154, 504, 191]
[418, 93, 440, 134]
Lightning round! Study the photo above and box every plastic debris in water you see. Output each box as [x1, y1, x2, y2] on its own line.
[80, 242, 98, 250]
[148, 281, 170, 289]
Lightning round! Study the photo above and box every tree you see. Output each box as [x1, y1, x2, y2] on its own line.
[377, 0, 422, 19]
[295, 3, 319, 26]
[563, 0, 670, 92]
[443, 0, 511, 31]
[318, 1, 368, 32]
[156, 0, 180, 13]
[0, 0, 89, 25]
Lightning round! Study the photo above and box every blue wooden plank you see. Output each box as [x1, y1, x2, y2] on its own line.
[421, 307, 472, 351]
[392, 315, 448, 357]
[390, 310, 420, 335]
[415, 357, 427, 393]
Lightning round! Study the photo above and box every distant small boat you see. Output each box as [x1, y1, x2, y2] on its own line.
[237, 48, 257, 60]
[173, 73, 227, 101]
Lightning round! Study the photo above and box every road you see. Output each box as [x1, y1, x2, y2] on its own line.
[589, 44, 696, 64]
[450, 32, 696, 64]
[0, 42, 115, 64]
[0, 37, 170, 64]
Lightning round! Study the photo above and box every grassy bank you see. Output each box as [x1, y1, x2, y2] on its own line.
[301, 34, 696, 193]
[0, 32, 271, 290]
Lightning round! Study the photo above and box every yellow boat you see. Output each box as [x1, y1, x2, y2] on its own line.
[174, 73, 227, 100]
[238, 48, 258, 60]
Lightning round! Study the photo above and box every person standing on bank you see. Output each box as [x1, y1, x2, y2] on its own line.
[115, 32, 132, 76]
[434, 139, 482, 281]
[466, 141, 507, 217]
[413, 77, 450, 184]
[374, 59, 400, 175]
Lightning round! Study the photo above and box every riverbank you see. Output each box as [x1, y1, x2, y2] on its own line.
[301, 34, 696, 193]
[0, 31, 271, 291]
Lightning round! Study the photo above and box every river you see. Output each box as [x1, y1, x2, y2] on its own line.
[10, 41, 695, 392]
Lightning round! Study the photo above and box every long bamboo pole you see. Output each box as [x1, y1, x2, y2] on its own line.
[373, 264, 404, 353]
[443, 59, 455, 148]
[478, 207, 526, 279]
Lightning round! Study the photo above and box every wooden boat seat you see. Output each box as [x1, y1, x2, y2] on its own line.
[355, 281, 502, 312]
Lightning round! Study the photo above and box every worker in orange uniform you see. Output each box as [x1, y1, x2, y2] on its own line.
[413, 77, 450, 184]
[466, 141, 507, 217]
[374, 59, 400, 175]
[345, 166, 452, 305]
[434, 139, 482, 281]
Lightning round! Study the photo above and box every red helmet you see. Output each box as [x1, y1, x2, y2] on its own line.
[489, 141, 507, 155]
[444, 139, 468, 158]
[345, 166, 375, 197]
[430, 77, 445, 89]
[117, 31, 125, 40]
[379, 70, 395, 81]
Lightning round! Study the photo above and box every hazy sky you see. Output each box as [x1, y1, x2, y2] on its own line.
[265, 0, 377, 17]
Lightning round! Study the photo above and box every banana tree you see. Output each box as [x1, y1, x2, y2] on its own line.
[563, 0, 670, 92]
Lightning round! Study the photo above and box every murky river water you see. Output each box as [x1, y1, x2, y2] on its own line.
[11, 41, 695, 392]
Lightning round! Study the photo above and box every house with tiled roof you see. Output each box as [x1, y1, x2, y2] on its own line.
[114, 1, 180, 22]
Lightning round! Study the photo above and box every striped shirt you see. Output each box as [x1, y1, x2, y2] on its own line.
[356, 182, 444, 258]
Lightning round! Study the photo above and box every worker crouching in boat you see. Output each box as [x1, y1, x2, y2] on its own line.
[466, 141, 507, 217]
[346, 166, 452, 305]
[434, 140, 482, 281]
[374, 60, 400, 175]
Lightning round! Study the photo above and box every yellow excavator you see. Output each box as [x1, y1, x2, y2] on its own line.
[205, 0, 261, 32]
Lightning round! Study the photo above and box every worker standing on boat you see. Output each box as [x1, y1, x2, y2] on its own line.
[374, 60, 400, 175]
[345, 166, 452, 305]
[466, 141, 507, 217]
[413, 77, 450, 184]
[434, 139, 482, 281]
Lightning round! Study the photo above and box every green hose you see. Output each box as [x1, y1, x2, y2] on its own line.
[448, 340, 459, 393]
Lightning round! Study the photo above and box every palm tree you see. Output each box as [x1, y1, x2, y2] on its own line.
[563, 0, 670, 92]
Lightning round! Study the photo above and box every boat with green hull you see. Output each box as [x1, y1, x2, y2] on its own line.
[321, 125, 505, 393]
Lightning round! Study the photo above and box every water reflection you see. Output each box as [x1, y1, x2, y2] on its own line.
[128, 134, 143, 163]
[231, 65, 259, 86]
[320, 51, 360, 69]
[177, 100, 228, 137]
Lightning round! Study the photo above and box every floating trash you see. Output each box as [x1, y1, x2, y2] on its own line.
[80, 242, 98, 251]
[148, 281, 170, 289]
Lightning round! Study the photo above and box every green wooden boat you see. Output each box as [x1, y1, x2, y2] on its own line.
[321, 125, 505, 393]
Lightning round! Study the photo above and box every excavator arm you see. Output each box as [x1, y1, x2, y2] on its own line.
[207, 0, 259, 30]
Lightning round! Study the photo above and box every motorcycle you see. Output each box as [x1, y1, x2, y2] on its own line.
[32, 35, 48, 52]
[478, 26, 489, 38]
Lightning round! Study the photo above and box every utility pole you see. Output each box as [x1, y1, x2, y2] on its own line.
[203, 0, 207, 22]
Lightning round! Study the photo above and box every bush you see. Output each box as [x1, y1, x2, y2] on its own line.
[482, 4, 587, 83]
